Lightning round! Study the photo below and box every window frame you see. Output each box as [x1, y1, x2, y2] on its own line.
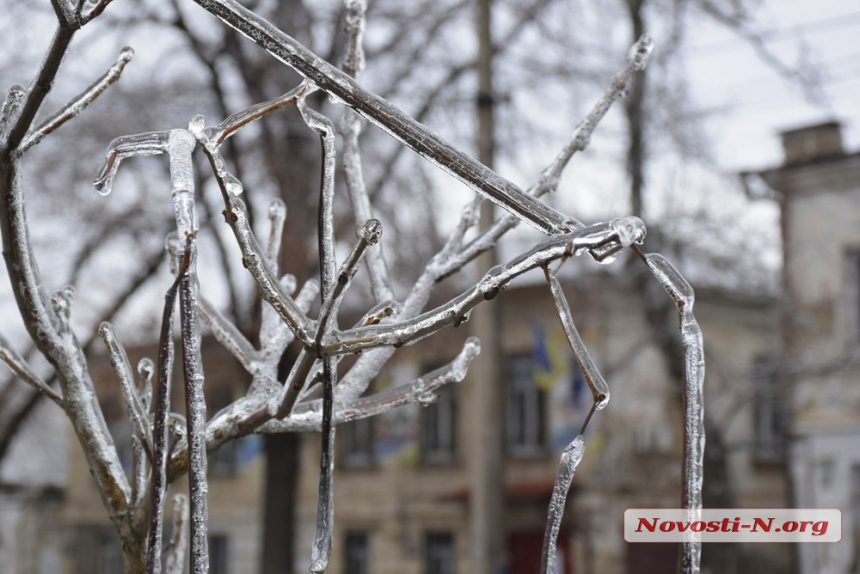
[506, 353, 548, 458]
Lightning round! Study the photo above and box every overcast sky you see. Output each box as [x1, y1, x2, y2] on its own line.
[687, 0, 860, 170]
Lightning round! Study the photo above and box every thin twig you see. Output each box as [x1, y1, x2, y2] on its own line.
[146, 257, 183, 574]
[19, 46, 134, 154]
[0, 333, 63, 406]
[99, 322, 154, 462]
[165, 494, 190, 574]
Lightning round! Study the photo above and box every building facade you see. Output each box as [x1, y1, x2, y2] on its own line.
[754, 121, 860, 574]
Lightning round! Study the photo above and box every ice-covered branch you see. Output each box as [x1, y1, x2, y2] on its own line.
[545, 273, 610, 412]
[339, 0, 393, 304]
[323, 218, 646, 355]
[165, 494, 189, 574]
[0, 332, 63, 406]
[263, 337, 480, 433]
[198, 297, 258, 371]
[3, 24, 77, 150]
[205, 82, 315, 147]
[190, 0, 574, 236]
[99, 322, 154, 461]
[435, 35, 654, 280]
[147, 209, 182, 574]
[537, 34, 653, 195]
[540, 436, 585, 574]
[19, 47, 134, 155]
[633, 246, 705, 574]
[200, 144, 316, 346]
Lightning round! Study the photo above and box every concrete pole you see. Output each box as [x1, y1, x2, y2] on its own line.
[469, 1, 505, 573]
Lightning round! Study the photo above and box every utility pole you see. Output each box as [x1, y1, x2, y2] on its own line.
[470, 1, 505, 573]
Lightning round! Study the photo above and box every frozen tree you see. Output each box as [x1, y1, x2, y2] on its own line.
[0, 1, 707, 573]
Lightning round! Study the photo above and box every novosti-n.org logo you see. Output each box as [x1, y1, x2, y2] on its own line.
[624, 509, 841, 543]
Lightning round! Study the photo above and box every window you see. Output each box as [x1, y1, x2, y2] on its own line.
[507, 354, 547, 456]
[209, 534, 229, 574]
[75, 527, 121, 574]
[209, 439, 237, 476]
[341, 417, 374, 467]
[344, 531, 369, 574]
[425, 533, 455, 574]
[422, 384, 457, 463]
[752, 358, 788, 462]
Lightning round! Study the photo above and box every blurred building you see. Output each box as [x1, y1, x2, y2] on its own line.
[751, 120, 860, 574]
[295, 273, 787, 574]
[45, 266, 788, 574]
[30, 125, 860, 573]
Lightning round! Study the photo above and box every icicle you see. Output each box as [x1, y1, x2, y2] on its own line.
[310, 357, 337, 574]
[641, 251, 705, 574]
[168, 129, 198, 238]
[137, 358, 154, 414]
[541, 435, 586, 574]
[547, 275, 609, 410]
[94, 131, 169, 196]
[266, 198, 287, 271]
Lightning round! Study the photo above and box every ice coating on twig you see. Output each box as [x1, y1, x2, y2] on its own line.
[204, 81, 315, 146]
[266, 198, 287, 271]
[94, 131, 169, 195]
[265, 338, 479, 433]
[641, 251, 705, 573]
[0, 331, 62, 406]
[310, 357, 337, 574]
[20, 47, 134, 154]
[168, 130, 198, 238]
[50, 285, 75, 332]
[322, 218, 646, 355]
[628, 34, 654, 71]
[137, 357, 154, 414]
[546, 275, 609, 410]
[198, 297, 257, 371]
[99, 322, 154, 460]
[165, 494, 190, 574]
[147, 264, 180, 574]
[189, 0, 574, 236]
[541, 435, 585, 574]
[0, 86, 26, 141]
[204, 151, 316, 345]
[178, 240, 210, 574]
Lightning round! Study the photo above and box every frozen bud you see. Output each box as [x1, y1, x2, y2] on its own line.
[269, 198, 287, 222]
[610, 216, 646, 248]
[117, 46, 135, 65]
[628, 34, 654, 71]
[360, 219, 383, 245]
[137, 357, 154, 384]
[165, 231, 182, 273]
[188, 114, 206, 142]
[51, 286, 75, 325]
[0, 85, 25, 135]
[416, 390, 438, 407]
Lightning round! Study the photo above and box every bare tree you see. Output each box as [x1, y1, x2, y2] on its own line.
[0, 1, 707, 573]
